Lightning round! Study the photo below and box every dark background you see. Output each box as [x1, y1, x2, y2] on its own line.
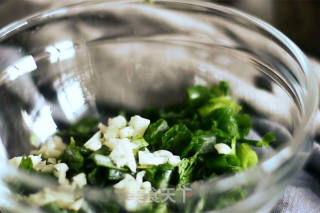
[0, 0, 319, 58]
[217, 0, 320, 58]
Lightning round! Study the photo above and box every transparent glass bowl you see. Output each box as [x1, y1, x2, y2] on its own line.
[0, 0, 318, 212]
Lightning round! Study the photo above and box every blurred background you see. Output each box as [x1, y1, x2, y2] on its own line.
[0, 0, 319, 58]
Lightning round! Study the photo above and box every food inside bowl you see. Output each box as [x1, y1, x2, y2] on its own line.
[8, 81, 275, 212]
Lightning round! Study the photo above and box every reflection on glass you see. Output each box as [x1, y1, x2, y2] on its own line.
[0, 137, 7, 161]
[45, 40, 75, 63]
[262, 147, 291, 173]
[57, 79, 87, 121]
[41, 8, 67, 18]
[21, 105, 57, 142]
[0, 55, 37, 82]
[0, 21, 28, 38]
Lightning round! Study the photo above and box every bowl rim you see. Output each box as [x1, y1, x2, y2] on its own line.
[0, 0, 318, 210]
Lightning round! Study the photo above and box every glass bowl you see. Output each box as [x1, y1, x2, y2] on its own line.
[0, 0, 317, 212]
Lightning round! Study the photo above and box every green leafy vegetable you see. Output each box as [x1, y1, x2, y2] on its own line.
[161, 124, 192, 155]
[235, 114, 251, 138]
[143, 119, 169, 151]
[211, 81, 229, 96]
[144, 164, 175, 189]
[204, 153, 241, 174]
[87, 167, 108, 186]
[142, 107, 161, 123]
[198, 96, 241, 118]
[152, 203, 169, 213]
[19, 156, 55, 178]
[61, 138, 84, 173]
[182, 130, 216, 158]
[237, 143, 258, 169]
[57, 117, 98, 145]
[261, 132, 276, 147]
[185, 197, 205, 213]
[210, 107, 239, 138]
[41, 203, 77, 213]
[187, 85, 210, 108]
[19, 156, 34, 172]
[239, 132, 276, 148]
[177, 154, 199, 187]
[11, 81, 276, 212]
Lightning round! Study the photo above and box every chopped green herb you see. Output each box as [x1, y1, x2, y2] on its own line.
[57, 117, 98, 145]
[144, 164, 175, 189]
[210, 107, 239, 138]
[204, 153, 241, 174]
[19, 156, 34, 172]
[261, 132, 276, 147]
[237, 143, 258, 169]
[161, 124, 192, 156]
[239, 132, 276, 148]
[198, 96, 241, 118]
[182, 130, 216, 158]
[211, 81, 229, 96]
[235, 114, 251, 138]
[87, 167, 108, 186]
[61, 138, 84, 173]
[177, 154, 199, 187]
[144, 119, 169, 151]
[41, 203, 77, 213]
[187, 85, 210, 108]
[10, 81, 276, 212]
